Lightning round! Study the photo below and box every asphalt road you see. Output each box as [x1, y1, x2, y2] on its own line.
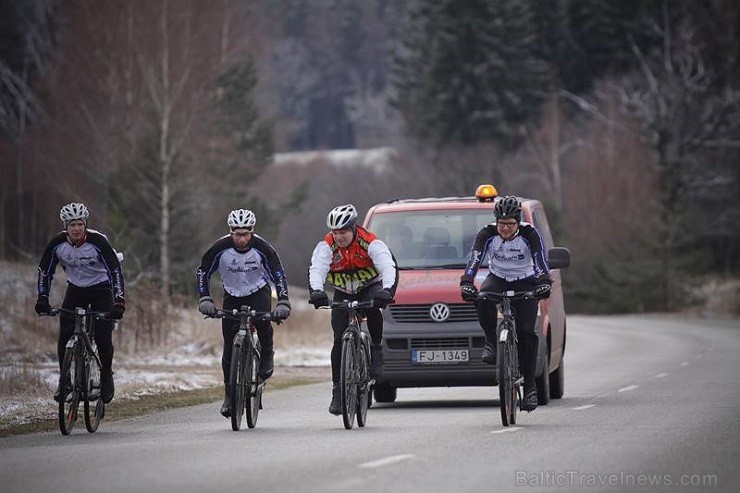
[1, 315, 738, 493]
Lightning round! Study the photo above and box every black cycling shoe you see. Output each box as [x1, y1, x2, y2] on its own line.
[53, 376, 72, 403]
[481, 342, 496, 365]
[101, 370, 115, 403]
[220, 385, 232, 418]
[259, 350, 274, 380]
[370, 345, 383, 379]
[329, 382, 342, 415]
[521, 386, 538, 412]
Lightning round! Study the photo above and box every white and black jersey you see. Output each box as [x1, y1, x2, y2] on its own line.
[461, 222, 550, 283]
[196, 234, 289, 301]
[37, 229, 125, 301]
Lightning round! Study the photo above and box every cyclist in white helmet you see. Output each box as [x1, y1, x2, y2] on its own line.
[36, 202, 125, 404]
[308, 204, 398, 415]
[196, 208, 292, 418]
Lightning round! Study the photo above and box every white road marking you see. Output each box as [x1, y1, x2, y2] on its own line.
[618, 385, 639, 392]
[359, 454, 415, 469]
[680, 361, 690, 367]
[655, 373, 669, 378]
[573, 404, 595, 410]
[491, 427, 522, 434]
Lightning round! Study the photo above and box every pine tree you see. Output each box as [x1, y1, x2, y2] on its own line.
[392, 0, 550, 146]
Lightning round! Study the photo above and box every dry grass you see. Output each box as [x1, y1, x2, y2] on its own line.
[0, 260, 333, 434]
[0, 260, 332, 362]
[0, 362, 53, 395]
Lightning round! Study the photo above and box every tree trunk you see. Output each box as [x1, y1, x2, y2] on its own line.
[158, 0, 171, 304]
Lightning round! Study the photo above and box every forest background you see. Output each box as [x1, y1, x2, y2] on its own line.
[1, 0, 738, 317]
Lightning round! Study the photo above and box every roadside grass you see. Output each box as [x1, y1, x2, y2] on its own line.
[0, 260, 333, 436]
[0, 371, 327, 437]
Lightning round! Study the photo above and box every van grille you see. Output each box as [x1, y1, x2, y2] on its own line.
[410, 337, 469, 349]
[389, 304, 478, 323]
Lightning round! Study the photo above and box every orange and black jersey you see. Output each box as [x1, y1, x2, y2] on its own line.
[308, 225, 398, 295]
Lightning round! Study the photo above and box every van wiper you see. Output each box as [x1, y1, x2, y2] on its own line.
[428, 263, 467, 269]
[398, 264, 466, 270]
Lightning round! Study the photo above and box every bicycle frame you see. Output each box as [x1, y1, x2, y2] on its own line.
[46, 307, 108, 435]
[213, 306, 273, 431]
[476, 290, 535, 426]
[323, 299, 375, 429]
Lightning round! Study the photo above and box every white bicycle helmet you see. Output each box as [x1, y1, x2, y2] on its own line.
[59, 203, 89, 227]
[227, 209, 256, 230]
[326, 204, 358, 230]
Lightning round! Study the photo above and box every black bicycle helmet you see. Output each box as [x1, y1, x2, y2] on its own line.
[494, 196, 521, 221]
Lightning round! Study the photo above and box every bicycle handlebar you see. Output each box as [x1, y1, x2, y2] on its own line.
[41, 307, 111, 319]
[318, 299, 379, 310]
[477, 290, 536, 301]
[206, 307, 278, 323]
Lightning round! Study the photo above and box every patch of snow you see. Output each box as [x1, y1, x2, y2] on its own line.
[273, 147, 394, 174]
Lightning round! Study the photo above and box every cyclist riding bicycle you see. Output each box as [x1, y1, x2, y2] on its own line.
[196, 208, 292, 418]
[35, 202, 125, 404]
[459, 196, 552, 412]
[307, 204, 398, 415]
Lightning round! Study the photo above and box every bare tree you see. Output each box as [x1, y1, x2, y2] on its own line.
[614, 6, 740, 308]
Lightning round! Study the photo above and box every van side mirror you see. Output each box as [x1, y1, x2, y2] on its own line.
[547, 247, 570, 269]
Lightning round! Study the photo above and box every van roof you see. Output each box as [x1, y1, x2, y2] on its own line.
[368, 195, 538, 214]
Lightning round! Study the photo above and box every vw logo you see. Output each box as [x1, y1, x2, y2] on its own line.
[429, 303, 450, 322]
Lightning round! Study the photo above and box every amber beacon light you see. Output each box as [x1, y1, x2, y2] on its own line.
[475, 184, 498, 202]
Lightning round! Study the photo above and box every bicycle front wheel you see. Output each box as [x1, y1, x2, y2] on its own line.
[356, 338, 370, 428]
[83, 355, 104, 433]
[497, 323, 517, 426]
[497, 341, 513, 426]
[229, 338, 247, 431]
[59, 346, 81, 435]
[245, 336, 261, 429]
[340, 332, 358, 429]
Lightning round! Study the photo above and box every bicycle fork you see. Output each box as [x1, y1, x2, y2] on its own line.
[498, 323, 523, 397]
[350, 328, 373, 391]
[237, 329, 266, 407]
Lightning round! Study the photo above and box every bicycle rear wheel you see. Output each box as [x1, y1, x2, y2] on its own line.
[59, 346, 81, 435]
[229, 338, 247, 431]
[245, 336, 261, 429]
[340, 332, 358, 429]
[356, 339, 370, 428]
[83, 355, 104, 433]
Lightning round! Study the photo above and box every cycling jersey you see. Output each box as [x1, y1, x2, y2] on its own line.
[196, 234, 289, 300]
[461, 222, 550, 283]
[37, 229, 125, 301]
[308, 225, 397, 294]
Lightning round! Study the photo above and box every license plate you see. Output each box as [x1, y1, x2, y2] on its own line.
[411, 349, 469, 364]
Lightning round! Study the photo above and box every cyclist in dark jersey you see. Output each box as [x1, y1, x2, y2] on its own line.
[308, 204, 398, 415]
[35, 202, 125, 404]
[196, 208, 291, 418]
[460, 196, 552, 412]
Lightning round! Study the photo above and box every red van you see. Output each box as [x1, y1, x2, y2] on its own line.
[364, 185, 570, 405]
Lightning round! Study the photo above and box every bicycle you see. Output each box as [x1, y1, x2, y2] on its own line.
[44, 307, 109, 435]
[321, 300, 375, 429]
[210, 306, 276, 431]
[476, 290, 535, 427]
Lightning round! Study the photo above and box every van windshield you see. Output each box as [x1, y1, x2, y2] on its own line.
[368, 210, 493, 269]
